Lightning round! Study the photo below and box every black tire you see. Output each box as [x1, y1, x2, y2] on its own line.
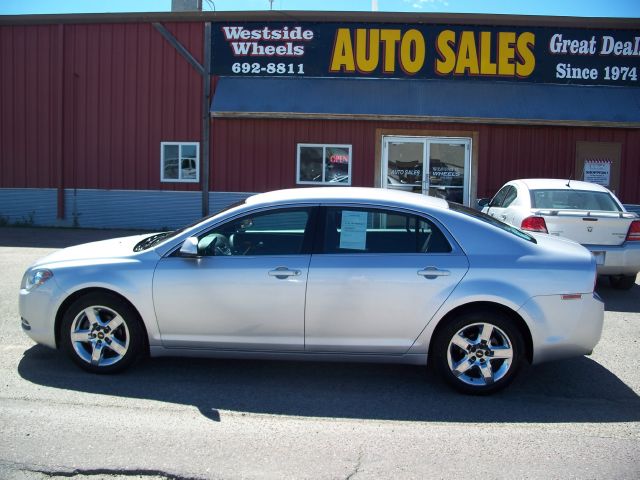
[60, 292, 144, 374]
[431, 309, 525, 395]
[610, 275, 636, 291]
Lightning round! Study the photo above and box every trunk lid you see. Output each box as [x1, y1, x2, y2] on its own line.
[533, 209, 635, 246]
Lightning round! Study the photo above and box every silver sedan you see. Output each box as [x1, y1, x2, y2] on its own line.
[19, 188, 604, 394]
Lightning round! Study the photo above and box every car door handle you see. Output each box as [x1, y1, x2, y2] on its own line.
[499, 214, 507, 220]
[417, 267, 450, 278]
[268, 267, 301, 279]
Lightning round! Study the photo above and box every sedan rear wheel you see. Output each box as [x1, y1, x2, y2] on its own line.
[433, 310, 525, 394]
[61, 292, 143, 373]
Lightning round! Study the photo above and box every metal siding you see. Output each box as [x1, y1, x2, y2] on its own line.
[0, 25, 60, 188]
[60, 21, 202, 192]
[212, 118, 640, 204]
[0, 188, 253, 229]
[61, 189, 251, 229]
[0, 188, 58, 225]
[2, 21, 640, 210]
[1, 22, 204, 193]
[455, 124, 640, 202]
[63, 189, 202, 229]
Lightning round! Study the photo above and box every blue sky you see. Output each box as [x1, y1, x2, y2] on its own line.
[1, 0, 639, 17]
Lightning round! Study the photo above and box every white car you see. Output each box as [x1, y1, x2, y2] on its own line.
[482, 179, 640, 290]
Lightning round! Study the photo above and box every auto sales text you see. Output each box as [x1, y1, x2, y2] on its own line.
[330, 28, 536, 77]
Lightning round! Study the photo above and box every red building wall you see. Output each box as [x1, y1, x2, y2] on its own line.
[212, 118, 640, 203]
[2, 21, 639, 204]
[1, 24, 61, 189]
[0, 21, 204, 192]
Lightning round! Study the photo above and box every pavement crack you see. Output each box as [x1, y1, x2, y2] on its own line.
[345, 450, 364, 480]
[28, 467, 203, 480]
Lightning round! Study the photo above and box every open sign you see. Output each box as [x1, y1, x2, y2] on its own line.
[330, 154, 349, 164]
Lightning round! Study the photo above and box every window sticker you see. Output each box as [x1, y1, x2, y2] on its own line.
[339, 210, 368, 250]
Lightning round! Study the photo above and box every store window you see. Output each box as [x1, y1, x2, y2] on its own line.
[297, 144, 352, 185]
[161, 142, 199, 183]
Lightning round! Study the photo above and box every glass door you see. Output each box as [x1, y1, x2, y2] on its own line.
[382, 136, 471, 205]
[382, 137, 427, 194]
[426, 139, 470, 205]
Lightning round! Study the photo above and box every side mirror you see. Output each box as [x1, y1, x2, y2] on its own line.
[179, 237, 199, 257]
[477, 198, 490, 209]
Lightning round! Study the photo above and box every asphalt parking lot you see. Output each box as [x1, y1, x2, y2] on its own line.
[0, 227, 639, 479]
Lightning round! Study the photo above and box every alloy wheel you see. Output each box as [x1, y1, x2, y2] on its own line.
[446, 322, 514, 387]
[69, 305, 130, 368]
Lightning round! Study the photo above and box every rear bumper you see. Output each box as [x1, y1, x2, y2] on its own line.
[520, 292, 604, 365]
[584, 242, 640, 276]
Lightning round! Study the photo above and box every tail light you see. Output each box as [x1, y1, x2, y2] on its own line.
[626, 220, 640, 241]
[521, 216, 548, 233]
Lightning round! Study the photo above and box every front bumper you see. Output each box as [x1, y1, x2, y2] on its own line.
[19, 280, 66, 350]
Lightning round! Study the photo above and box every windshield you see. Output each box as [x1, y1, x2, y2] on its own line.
[133, 199, 247, 252]
[530, 189, 621, 211]
[447, 202, 537, 243]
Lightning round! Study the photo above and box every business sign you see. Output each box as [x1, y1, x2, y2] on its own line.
[583, 158, 612, 186]
[211, 22, 640, 87]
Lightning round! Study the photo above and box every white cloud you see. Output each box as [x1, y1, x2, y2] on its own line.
[407, 0, 450, 9]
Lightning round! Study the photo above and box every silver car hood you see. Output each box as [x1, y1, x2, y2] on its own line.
[31, 234, 153, 268]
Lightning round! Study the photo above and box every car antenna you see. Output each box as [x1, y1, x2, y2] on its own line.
[566, 172, 574, 188]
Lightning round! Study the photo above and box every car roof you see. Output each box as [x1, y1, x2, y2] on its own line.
[246, 187, 450, 210]
[513, 178, 611, 193]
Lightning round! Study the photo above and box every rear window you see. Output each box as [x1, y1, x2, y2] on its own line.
[531, 189, 621, 212]
[447, 202, 536, 243]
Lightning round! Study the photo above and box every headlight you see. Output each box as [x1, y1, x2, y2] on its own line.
[22, 269, 54, 291]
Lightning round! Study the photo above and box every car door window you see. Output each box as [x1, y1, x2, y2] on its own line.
[197, 208, 312, 256]
[502, 186, 517, 208]
[490, 186, 511, 208]
[323, 207, 451, 254]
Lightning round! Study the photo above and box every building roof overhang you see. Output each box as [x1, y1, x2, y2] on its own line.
[211, 77, 640, 128]
[1, 10, 638, 28]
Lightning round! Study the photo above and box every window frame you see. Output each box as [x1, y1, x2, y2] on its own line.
[296, 143, 352, 186]
[320, 206, 453, 255]
[160, 141, 200, 184]
[502, 186, 518, 208]
[529, 188, 622, 212]
[191, 206, 317, 257]
[490, 185, 511, 208]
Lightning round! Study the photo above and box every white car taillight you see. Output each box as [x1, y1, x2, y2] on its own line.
[626, 220, 640, 241]
[521, 216, 548, 233]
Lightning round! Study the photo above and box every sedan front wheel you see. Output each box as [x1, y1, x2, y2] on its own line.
[432, 310, 525, 394]
[61, 292, 144, 373]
